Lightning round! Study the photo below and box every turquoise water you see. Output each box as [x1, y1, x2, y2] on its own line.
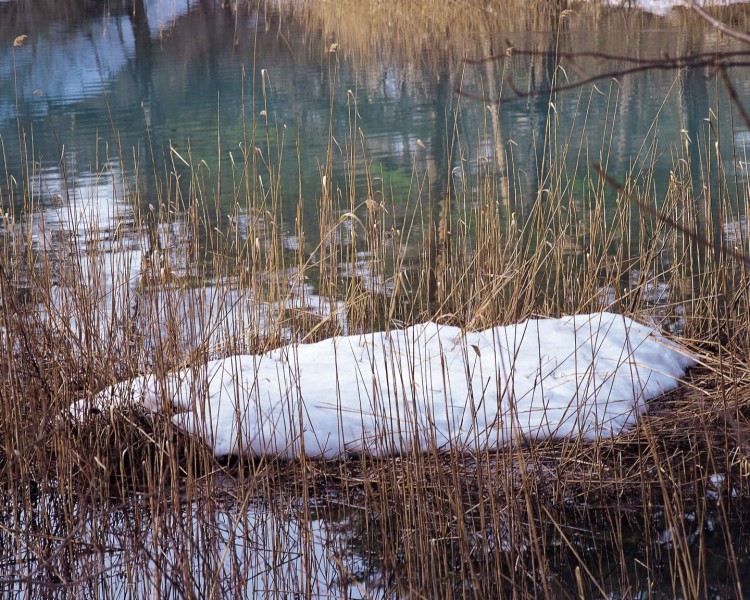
[2, 1, 749, 322]
[2, 1, 748, 219]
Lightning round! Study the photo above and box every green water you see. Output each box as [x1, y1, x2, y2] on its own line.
[2, 0, 748, 326]
[2, 1, 748, 219]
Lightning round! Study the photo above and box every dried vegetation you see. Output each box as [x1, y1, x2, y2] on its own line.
[1, 0, 750, 597]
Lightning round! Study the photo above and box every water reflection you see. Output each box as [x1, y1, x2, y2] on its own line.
[10, 166, 346, 359]
[0, 0, 191, 120]
[2, 2, 750, 595]
[602, 0, 749, 15]
[2, 476, 748, 598]
[3, 0, 749, 223]
[1, 487, 379, 598]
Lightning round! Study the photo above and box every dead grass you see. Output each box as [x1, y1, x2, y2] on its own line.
[1, 1, 750, 597]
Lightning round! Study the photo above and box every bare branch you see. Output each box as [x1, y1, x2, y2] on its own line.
[456, 53, 750, 105]
[691, 1, 750, 45]
[464, 47, 750, 67]
[718, 64, 750, 131]
[591, 163, 750, 269]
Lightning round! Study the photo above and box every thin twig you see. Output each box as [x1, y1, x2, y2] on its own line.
[718, 64, 750, 131]
[691, 0, 750, 45]
[592, 163, 750, 269]
[463, 47, 750, 67]
[457, 55, 750, 105]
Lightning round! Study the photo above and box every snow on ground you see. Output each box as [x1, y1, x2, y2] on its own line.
[597, 0, 748, 15]
[72, 312, 696, 458]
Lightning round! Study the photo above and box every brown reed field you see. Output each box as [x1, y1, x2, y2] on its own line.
[1, 0, 750, 597]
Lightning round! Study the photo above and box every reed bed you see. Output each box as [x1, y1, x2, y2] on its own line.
[2, 4, 750, 598]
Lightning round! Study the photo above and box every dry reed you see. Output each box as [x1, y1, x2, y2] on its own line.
[1, 1, 749, 598]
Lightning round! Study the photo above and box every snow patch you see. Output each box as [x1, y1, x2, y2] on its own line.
[72, 312, 696, 458]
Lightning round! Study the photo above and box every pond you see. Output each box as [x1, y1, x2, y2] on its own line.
[3, 0, 749, 227]
[2, 1, 749, 329]
[1, 0, 750, 597]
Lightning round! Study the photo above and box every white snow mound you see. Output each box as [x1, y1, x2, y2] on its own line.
[71, 312, 696, 458]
